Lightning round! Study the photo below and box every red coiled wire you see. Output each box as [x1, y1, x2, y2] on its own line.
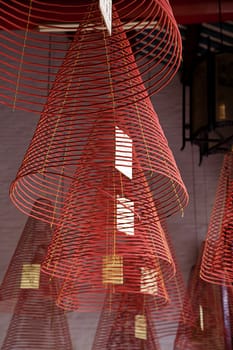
[175, 243, 226, 350]
[91, 292, 161, 350]
[200, 152, 233, 286]
[0, 0, 182, 113]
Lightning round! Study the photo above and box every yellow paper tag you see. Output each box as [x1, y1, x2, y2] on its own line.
[102, 255, 123, 285]
[135, 315, 147, 340]
[20, 264, 40, 289]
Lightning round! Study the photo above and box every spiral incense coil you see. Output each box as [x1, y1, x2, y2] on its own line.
[200, 152, 233, 286]
[91, 292, 161, 350]
[0, 200, 72, 349]
[40, 156, 177, 311]
[1, 290, 73, 350]
[148, 225, 195, 339]
[175, 243, 225, 350]
[0, 0, 182, 113]
[10, 81, 188, 225]
[226, 287, 233, 339]
[0, 199, 60, 312]
[54, 257, 170, 312]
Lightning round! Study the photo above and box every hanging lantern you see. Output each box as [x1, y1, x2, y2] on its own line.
[200, 151, 233, 286]
[175, 244, 226, 350]
[0, 0, 182, 114]
[91, 292, 161, 350]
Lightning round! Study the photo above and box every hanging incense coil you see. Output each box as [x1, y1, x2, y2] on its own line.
[10, 79, 188, 226]
[148, 226, 195, 339]
[91, 292, 161, 350]
[200, 152, 233, 286]
[175, 243, 225, 350]
[41, 154, 176, 311]
[53, 256, 170, 312]
[0, 0, 182, 114]
[0, 199, 58, 312]
[226, 286, 233, 340]
[53, 215, 194, 328]
[0, 200, 73, 348]
[1, 289, 73, 350]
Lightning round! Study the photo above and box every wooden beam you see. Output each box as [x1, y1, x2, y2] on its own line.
[181, 24, 202, 85]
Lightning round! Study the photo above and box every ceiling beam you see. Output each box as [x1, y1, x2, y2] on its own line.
[170, 0, 233, 24]
[0, 0, 232, 30]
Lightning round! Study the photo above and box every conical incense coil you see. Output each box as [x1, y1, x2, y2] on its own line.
[1, 290, 73, 350]
[0, 0, 182, 113]
[175, 244, 225, 350]
[91, 292, 161, 350]
[200, 152, 233, 286]
[53, 255, 170, 312]
[0, 199, 58, 312]
[10, 90, 188, 225]
[226, 286, 233, 339]
[41, 154, 175, 311]
[148, 225, 195, 339]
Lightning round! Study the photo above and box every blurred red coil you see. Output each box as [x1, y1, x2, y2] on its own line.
[0, 0, 182, 113]
[148, 224, 195, 339]
[0, 199, 58, 312]
[200, 152, 233, 286]
[1, 290, 73, 350]
[175, 243, 226, 350]
[0, 199, 73, 349]
[226, 286, 233, 341]
[91, 292, 161, 350]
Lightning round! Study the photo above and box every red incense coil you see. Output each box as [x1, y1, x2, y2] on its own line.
[91, 292, 161, 350]
[148, 227, 195, 339]
[175, 244, 225, 350]
[0, 200, 73, 348]
[0, 0, 182, 114]
[200, 152, 233, 286]
[54, 256, 170, 312]
[41, 154, 176, 311]
[1, 290, 73, 350]
[0, 199, 58, 312]
[227, 286, 233, 338]
[10, 84, 188, 226]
